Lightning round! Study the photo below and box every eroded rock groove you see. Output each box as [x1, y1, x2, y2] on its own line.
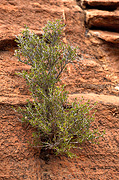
[81, 0, 119, 43]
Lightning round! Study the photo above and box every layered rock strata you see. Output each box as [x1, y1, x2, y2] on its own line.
[81, 0, 119, 43]
[81, 0, 119, 10]
[86, 10, 119, 32]
[89, 30, 119, 43]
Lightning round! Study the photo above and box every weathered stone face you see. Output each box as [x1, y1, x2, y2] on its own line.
[81, 0, 119, 10]
[81, 0, 119, 43]
[86, 10, 119, 32]
[0, 1, 119, 180]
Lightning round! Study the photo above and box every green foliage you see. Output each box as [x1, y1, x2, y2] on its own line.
[15, 19, 103, 157]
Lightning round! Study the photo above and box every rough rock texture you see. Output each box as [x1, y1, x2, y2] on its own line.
[81, 0, 119, 9]
[85, 10, 119, 32]
[82, 0, 119, 43]
[88, 30, 119, 43]
[0, 0, 119, 179]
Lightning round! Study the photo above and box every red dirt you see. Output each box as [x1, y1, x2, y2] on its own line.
[0, 0, 119, 179]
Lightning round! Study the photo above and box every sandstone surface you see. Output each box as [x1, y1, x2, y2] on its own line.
[81, 0, 119, 9]
[0, 0, 119, 179]
[85, 9, 119, 32]
[89, 30, 119, 43]
[82, 0, 119, 43]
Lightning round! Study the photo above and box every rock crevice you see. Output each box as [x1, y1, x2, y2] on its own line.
[81, 0, 119, 43]
[81, 0, 119, 10]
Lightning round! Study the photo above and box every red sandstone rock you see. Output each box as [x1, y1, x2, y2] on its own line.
[89, 30, 119, 43]
[81, 0, 119, 9]
[0, 27, 42, 50]
[85, 9, 119, 32]
[69, 93, 119, 106]
[0, 0, 119, 179]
